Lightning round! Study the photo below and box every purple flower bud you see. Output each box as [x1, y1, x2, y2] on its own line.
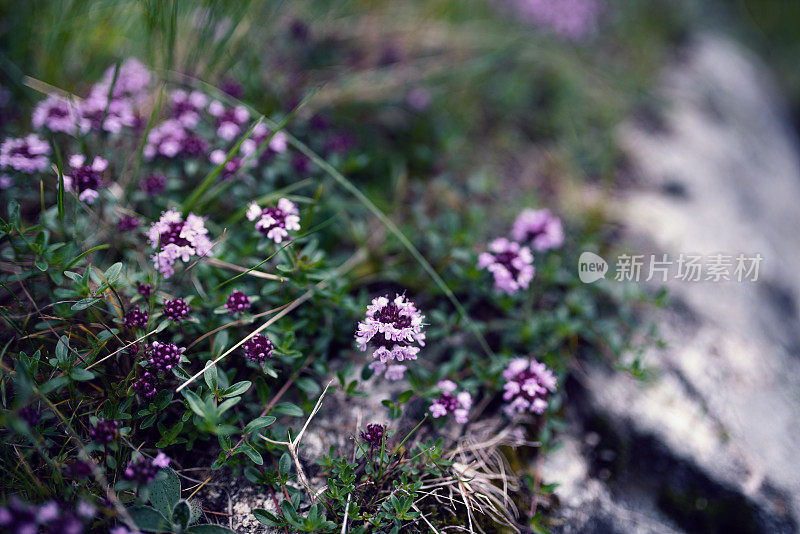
[243, 334, 273, 363]
[123, 307, 148, 330]
[355, 294, 426, 381]
[502, 358, 557, 416]
[224, 290, 251, 315]
[163, 298, 190, 322]
[477, 238, 535, 295]
[360, 423, 386, 448]
[117, 215, 140, 232]
[89, 418, 118, 444]
[136, 282, 153, 298]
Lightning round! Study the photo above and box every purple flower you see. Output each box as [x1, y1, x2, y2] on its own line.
[241, 124, 288, 159]
[208, 101, 250, 141]
[360, 423, 386, 448]
[78, 92, 137, 133]
[19, 405, 40, 427]
[117, 215, 140, 232]
[32, 95, 80, 134]
[63, 154, 107, 204]
[507, 0, 602, 40]
[0, 498, 86, 534]
[170, 89, 208, 128]
[65, 459, 94, 480]
[429, 380, 471, 424]
[477, 238, 534, 295]
[133, 370, 157, 399]
[246, 198, 300, 244]
[221, 79, 244, 99]
[291, 153, 311, 175]
[144, 119, 206, 160]
[144, 341, 184, 373]
[355, 294, 426, 381]
[123, 307, 148, 330]
[139, 173, 167, 196]
[225, 290, 251, 315]
[510, 208, 564, 251]
[406, 87, 432, 111]
[124, 452, 169, 485]
[163, 298, 190, 322]
[89, 418, 118, 444]
[0, 134, 50, 174]
[243, 334, 273, 363]
[136, 282, 153, 298]
[94, 58, 152, 104]
[147, 210, 213, 278]
[209, 149, 249, 179]
[501, 357, 557, 416]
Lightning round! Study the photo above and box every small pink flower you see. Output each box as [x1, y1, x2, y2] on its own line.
[477, 238, 535, 295]
[246, 198, 301, 244]
[502, 357, 556, 416]
[510, 208, 564, 251]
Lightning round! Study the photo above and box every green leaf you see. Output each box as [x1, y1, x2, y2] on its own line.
[172, 500, 191, 530]
[128, 505, 172, 532]
[272, 402, 303, 417]
[69, 367, 94, 381]
[278, 453, 291, 476]
[244, 416, 276, 434]
[149, 468, 181, 518]
[183, 390, 206, 418]
[204, 365, 218, 391]
[238, 443, 263, 465]
[71, 298, 99, 311]
[104, 262, 123, 283]
[296, 377, 320, 396]
[397, 390, 414, 403]
[221, 380, 251, 399]
[252, 508, 282, 526]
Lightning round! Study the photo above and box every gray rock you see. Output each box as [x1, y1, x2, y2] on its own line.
[545, 33, 800, 533]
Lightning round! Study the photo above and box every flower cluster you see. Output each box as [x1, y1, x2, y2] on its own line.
[170, 89, 208, 128]
[136, 282, 153, 298]
[140, 173, 167, 196]
[360, 423, 386, 448]
[144, 341, 184, 373]
[225, 290, 251, 315]
[123, 307, 148, 330]
[429, 380, 472, 424]
[147, 210, 213, 278]
[117, 215, 139, 232]
[144, 119, 207, 160]
[32, 95, 80, 134]
[163, 298, 190, 322]
[133, 342, 184, 399]
[63, 155, 107, 204]
[242, 123, 289, 159]
[89, 418, 118, 444]
[209, 149, 250, 179]
[123, 452, 170, 485]
[0, 135, 50, 174]
[133, 370, 158, 399]
[19, 406, 40, 427]
[243, 334, 273, 363]
[355, 294, 426, 381]
[501, 357, 557, 416]
[477, 238, 535, 295]
[508, 0, 601, 40]
[0, 498, 93, 534]
[510, 208, 564, 251]
[246, 198, 301, 244]
[208, 101, 250, 141]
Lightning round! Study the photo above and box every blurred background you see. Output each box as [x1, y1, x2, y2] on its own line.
[2, 0, 800, 532]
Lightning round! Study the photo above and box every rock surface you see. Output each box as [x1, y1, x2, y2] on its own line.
[543, 33, 800, 533]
